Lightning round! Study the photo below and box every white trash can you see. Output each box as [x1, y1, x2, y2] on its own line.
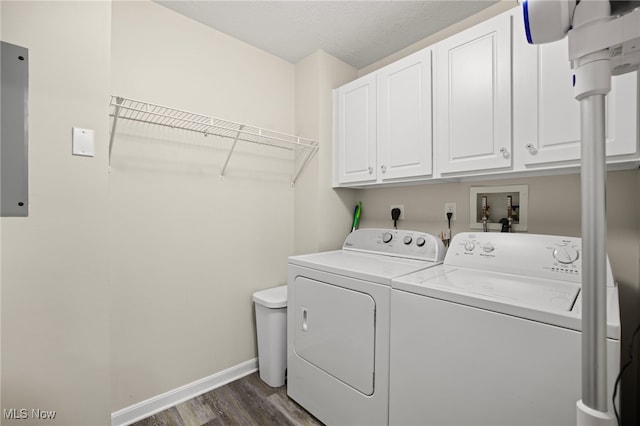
[252, 285, 287, 387]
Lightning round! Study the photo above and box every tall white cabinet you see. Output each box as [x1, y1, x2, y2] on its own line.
[434, 12, 513, 175]
[334, 49, 432, 186]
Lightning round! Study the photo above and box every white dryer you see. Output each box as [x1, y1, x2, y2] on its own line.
[389, 232, 621, 426]
[287, 228, 445, 425]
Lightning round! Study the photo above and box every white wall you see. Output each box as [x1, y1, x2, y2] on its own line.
[294, 50, 359, 255]
[1, 1, 112, 425]
[109, 0, 298, 411]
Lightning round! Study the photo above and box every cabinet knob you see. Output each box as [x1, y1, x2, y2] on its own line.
[381, 165, 387, 173]
[526, 143, 538, 155]
[499, 147, 510, 159]
[368, 166, 373, 175]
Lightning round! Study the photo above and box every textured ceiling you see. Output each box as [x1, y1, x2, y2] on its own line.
[155, 1, 499, 69]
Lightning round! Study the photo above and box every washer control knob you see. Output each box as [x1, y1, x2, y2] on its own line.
[483, 243, 495, 253]
[464, 241, 476, 251]
[553, 246, 579, 264]
[416, 237, 426, 247]
[403, 236, 413, 245]
[382, 232, 393, 243]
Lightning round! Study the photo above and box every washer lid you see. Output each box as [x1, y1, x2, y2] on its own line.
[392, 266, 620, 339]
[253, 285, 287, 308]
[419, 268, 580, 311]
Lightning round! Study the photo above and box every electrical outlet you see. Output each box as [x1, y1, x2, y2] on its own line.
[390, 204, 405, 220]
[444, 202, 456, 221]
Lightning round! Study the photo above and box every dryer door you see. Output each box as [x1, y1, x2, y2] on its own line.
[293, 277, 376, 395]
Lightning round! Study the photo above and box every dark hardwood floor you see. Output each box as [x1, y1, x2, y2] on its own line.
[133, 372, 323, 426]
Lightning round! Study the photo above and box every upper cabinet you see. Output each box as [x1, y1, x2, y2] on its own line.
[334, 49, 433, 187]
[434, 12, 513, 176]
[332, 6, 639, 188]
[513, 8, 639, 170]
[377, 49, 433, 181]
[334, 73, 377, 185]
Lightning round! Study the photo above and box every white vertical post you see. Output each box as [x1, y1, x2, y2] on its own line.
[579, 93, 609, 413]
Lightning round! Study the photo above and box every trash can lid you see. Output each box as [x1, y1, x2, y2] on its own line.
[253, 285, 287, 308]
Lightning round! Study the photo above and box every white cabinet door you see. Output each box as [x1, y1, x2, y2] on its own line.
[378, 49, 432, 181]
[514, 32, 638, 168]
[334, 73, 377, 185]
[435, 12, 512, 175]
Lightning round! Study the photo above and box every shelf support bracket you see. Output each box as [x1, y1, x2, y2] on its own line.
[291, 143, 318, 186]
[108, 96, 123, 172]
[220, 125, 245, 180]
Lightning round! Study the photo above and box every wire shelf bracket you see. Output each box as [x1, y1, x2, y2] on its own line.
[108, 95, 318, 185]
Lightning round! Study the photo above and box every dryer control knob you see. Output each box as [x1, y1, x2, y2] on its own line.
[483, 243, 495, 253]
[416, 237, 426, 247]
[464, 241, 476, 251]
[382, 232, 393, 243]
[553, 246, 579, 264]
[403, 236, 413, 245]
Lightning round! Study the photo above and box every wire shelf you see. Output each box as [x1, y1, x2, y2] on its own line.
[108, 95, 318, 184]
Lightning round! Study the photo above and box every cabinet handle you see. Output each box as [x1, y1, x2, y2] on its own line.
[499, 147, 510, 159]
[368, 166, 373, 175]
[381, 165, 387, 174]
[526, 143, 538, 155]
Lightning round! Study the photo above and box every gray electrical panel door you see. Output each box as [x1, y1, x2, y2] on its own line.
[1, 41, 29, 217]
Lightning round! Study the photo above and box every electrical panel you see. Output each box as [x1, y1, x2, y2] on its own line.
[1, 41, 29, 217]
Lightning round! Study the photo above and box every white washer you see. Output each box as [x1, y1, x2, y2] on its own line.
[390, 232, 621, 426]
[287, 228, 445, 425]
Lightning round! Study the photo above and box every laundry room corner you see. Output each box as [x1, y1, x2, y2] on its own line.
[1, 1, 639, 425]
[108, 0, 297, 414]
[293, 50, 360, 255]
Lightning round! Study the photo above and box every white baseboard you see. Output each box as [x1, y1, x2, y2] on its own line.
[111, 358, 258, 426]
